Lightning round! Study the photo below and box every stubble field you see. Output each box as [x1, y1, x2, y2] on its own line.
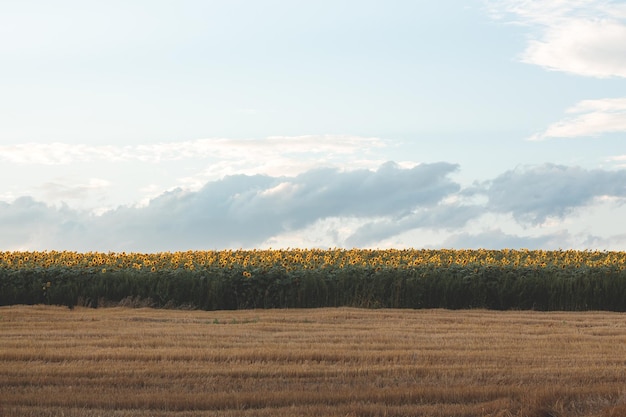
[1, 306, 626, 417]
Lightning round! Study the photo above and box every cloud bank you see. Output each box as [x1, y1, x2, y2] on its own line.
[2, 162, 625, 251]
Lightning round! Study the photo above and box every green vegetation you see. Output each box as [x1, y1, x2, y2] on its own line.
[1, 249, 626, 310]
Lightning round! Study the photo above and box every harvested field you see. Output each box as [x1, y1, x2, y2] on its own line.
[1, 306, 626, 416]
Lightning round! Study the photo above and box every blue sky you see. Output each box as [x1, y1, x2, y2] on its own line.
[1, 0, 626, 251]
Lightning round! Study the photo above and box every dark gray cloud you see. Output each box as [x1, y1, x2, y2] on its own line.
[483, 164, 626, 223]
[100, 161, 461, 251]
[3, 162, 626, 251]
[0, 162, 463, 251]
[269, 161, 461, 225]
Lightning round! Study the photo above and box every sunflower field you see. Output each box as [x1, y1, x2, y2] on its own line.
[1, 248, 626, 311]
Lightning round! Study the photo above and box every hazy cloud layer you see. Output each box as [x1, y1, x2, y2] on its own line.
[36, 179, 111, 202]
[609, 154, 626, 168]
[0, 136, 385, 166]
[2, 162, 626, 251]
[441, 229, 572, 250]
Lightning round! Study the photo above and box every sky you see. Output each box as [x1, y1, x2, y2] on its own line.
[1, 0, 626, 252]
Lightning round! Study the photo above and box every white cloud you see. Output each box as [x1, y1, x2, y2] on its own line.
[259, 217, 366, 249]
[488, 0, 614, 24]
[489, 0, 626, 78]
[259, 182, 299, 198]
[489, 1, 626, 140]
[522, 18, 626, 78]
[25, 178, 113, 214]
[0, 142, 115, 165]
[529, 98, 626, 140]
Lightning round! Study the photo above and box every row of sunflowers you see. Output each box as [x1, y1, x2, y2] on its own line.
[1, 249, 626, 311]
[2, 248, 625, 271]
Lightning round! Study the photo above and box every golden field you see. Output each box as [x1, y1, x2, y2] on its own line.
[1, 306, 626, 416]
